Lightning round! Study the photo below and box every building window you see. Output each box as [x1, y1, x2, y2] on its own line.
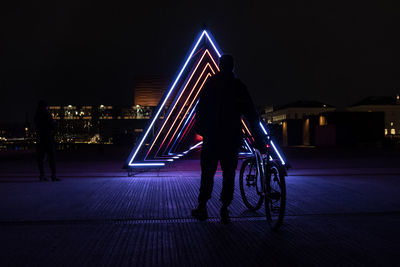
[319, 116, 327, 126]
[385, 129, 388, 136]
[391, 129, 396, 135]
[390, 122, 394, 126]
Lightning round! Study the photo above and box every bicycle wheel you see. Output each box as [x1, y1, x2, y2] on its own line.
[239, 157, 264, 211]
[265, 161, 286, 230]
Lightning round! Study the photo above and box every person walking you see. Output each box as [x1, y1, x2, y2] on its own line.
[34, 100, 59, 181]
[192, 55, 263, 224]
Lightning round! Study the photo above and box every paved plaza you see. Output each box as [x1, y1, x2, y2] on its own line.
[0, 147, 399, 266]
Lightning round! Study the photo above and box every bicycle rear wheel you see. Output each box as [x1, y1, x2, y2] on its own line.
[265, 161, 286, 230]
[239, 158, 264, 211]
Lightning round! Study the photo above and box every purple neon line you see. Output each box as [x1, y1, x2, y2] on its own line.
[128, 30, 222, 166]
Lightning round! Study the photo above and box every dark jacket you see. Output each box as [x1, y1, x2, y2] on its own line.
[196, 71, 261, 149]
[34, 109, 55, 143]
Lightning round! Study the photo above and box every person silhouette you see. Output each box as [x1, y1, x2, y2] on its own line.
[34, 100, 59, 181]
[192, 54, 263, 224]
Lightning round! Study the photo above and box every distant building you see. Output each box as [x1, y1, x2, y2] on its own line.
[314, 112, 384, 147]
[347, 95, 400, 138]
[262, 101, 336, 146]
[47, 105, 156, 145]
[134, 75, 170, 107]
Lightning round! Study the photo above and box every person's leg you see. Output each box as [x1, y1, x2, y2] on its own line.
[47, 142, 58, 181]
[198, 144, 219, 207]
[220, 150, 238, 208]
[36, 143, 46, 180]
[192, 142, 218, 220]
[219, 148, 238, 224]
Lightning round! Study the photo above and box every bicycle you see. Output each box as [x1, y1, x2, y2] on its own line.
[239, 130, 288, 230]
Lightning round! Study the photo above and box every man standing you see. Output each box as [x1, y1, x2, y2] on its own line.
[34, 100, 59, 181]
[192, 55, 262, 224]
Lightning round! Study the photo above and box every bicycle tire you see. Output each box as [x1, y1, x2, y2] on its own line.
[265, 160, 286, 230]
[239, 157, 264, 211]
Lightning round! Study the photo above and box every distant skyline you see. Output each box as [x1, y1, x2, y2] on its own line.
[1, 1, 399, 122]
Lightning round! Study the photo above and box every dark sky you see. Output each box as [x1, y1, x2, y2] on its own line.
[1, 1, 399, 123]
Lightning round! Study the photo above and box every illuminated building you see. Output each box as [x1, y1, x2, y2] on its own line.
[262, 101, 336, 146]
[47, 105, 155, 144]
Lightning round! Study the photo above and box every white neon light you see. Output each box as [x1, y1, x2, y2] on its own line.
[130, 163, 165, 167]
[243, 139, 253, 153]
[258, 121, 285, 165]
[189, 141, 203, 150]
[270, 140, 285, 165]
[259, 121, 268, 135]
[204, 31, 222, 57]
[173, 156, 179, 159]
[128, 30, 222, 166]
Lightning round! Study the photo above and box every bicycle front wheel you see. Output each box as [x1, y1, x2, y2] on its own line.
[239, 157, 264, 211]
[265, 161, 286, 230]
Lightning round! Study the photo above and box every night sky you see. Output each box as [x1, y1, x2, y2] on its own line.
[1, 1, 399, 123]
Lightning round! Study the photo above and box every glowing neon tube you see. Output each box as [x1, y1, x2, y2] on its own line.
[189, 141, 203, 150]
[258, 121, 285, 165]
[162, 71, 214, 153]
[146, 50, 216, 157]
[128, 30, 222, 166]
[157, 64, 216, 155]
[270, 140, 285, 165]
[156, 53, 220, 155]
[130, 163, 165, 167]
[169, 101, 199, 154]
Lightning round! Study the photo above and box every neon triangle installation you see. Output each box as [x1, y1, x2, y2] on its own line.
[125, 29, 286, 169]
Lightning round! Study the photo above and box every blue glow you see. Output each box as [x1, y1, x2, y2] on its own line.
[204, 31, 222, 57]
[243, 138, 253, 153]
[259, 121, 268, 135]
[258, 121, 285, 165]
[270, 140, 285, 165]
[128, 30, 222, 166]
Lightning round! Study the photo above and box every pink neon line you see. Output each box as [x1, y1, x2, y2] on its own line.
[163, 71, 215, 152]
[241, 119, 255, 142]
[162, 71, 214, 154]
[156, 62, 217, 156]
[146, 50, 215, 157]
[178, 113, 196, 144]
